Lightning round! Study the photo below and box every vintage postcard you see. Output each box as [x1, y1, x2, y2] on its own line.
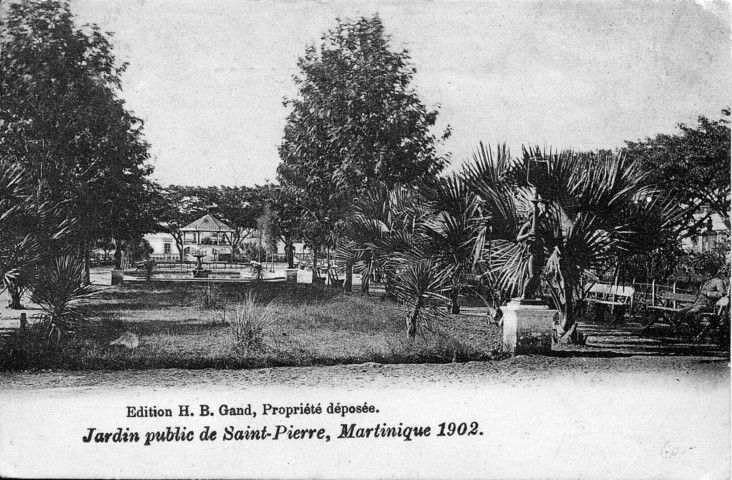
[0, 0, 729, 478]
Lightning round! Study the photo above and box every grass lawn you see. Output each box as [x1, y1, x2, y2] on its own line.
[0, 282, 503, 370]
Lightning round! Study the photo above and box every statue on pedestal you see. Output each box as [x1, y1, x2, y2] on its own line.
[516, 157, 548, 302]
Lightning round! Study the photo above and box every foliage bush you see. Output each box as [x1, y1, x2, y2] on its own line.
[250, 261, 264, 281]
[222, 291, 278, 352]
[672, 240, 730, 284]
[241, 243, 268, 262]
[29, 255, 96, 342]
[198, 282, 223, 310]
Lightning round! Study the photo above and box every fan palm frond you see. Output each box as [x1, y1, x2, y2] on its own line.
[29, 255, 98, 340]
[464, 144, 680, 333]
[393, 258, 449, 338]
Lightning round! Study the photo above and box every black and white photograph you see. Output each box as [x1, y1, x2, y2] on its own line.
[0, 0, 729, 478]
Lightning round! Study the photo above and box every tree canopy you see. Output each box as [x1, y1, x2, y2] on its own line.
[0, 0, 156, 279]
[277, 14, 449, 258]
[157, 185, 267, 260]
[625, 109, 731, 236]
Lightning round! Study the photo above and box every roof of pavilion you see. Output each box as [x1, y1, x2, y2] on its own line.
[181, 214, 234, 232]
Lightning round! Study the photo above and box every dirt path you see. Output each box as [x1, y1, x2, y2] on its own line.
[1, 354, 727, 391]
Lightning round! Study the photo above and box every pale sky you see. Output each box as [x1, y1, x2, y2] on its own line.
[72, 0, 731, 188]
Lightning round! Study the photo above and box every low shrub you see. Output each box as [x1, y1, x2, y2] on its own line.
[222, 291, 278, 352]
[28, 255, 97, 342]
[198, 282, 223, 310]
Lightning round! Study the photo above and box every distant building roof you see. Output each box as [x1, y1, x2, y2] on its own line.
[181, 214, 233, 232]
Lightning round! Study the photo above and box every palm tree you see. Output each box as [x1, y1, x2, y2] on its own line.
[420, 175, 480, 313]
[0, 159, 33, 308]
[337, 185, 430, 297]
[0, 159, 73, 309]
[465, 144, 681, 342]
[338, 185, 453, 338]
[393, 258, 449, 339]
[29, 254, 97, 342]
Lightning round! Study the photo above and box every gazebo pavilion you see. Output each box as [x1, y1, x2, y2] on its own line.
[181, 214, 235, 260]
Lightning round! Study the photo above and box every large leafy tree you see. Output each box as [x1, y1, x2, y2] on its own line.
[625, 109, 731, 236]
[213, 186, 262, 253]
[261, 184, 300, 268]
[105, 179, 162, 268]
[194, 185, 264, 256]
[278, 15, 448, 276]
[0, 0, 155, 282]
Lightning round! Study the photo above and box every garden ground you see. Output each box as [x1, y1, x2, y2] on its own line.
[1, 265, 728, 371]
[0, 265, 729, 371]
[0, 268, 728, 479]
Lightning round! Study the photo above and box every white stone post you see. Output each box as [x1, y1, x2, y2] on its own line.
[285, 268, 298, 283]
[111, 269, 125, 285]
[502, 299, 557, 355]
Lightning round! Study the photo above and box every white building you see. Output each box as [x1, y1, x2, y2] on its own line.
[145, 214, 235, 261]
[681, 209, 730, 254]
[145, 213, 309, 263]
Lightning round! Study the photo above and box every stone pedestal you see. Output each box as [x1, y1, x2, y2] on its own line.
[502, 299, 557, 355]
[285, 268, 298, 283]
[111, 269, 124, 285]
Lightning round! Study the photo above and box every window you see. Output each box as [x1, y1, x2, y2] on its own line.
[164, 243, 171, 254]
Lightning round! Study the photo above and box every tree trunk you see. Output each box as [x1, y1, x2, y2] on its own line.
[407, 300, 422, 339]
[562, 297, 575, 332]
[81, 241, 91, 285]
[312, 246, 319, 279]
[556, 300, 584, 345]
[114, 241, 123, 269]
[344, 260, 353, 293]
[555, 321, 578, 344]
[8, 282, 22, 309]
[383, 272, 397, 300]
[552, 266, 584, 345]
[172, 232, 185, 263]
[450, 287, 461, 314]
[285, 239, 294, 268]
[121, 242, 132, 270]
[231, 230, 241, 259]
[361, 262, 370, 296]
